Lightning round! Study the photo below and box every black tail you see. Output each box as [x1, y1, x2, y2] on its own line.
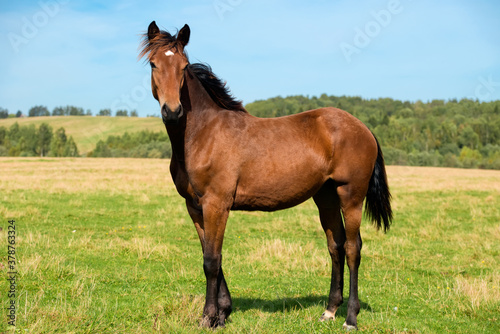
[364, 137, 393, 232]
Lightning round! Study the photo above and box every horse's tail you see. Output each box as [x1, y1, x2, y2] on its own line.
[364, 136, 393, 232]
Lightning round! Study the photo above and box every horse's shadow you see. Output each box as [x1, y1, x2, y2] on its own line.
[232, 295, 371, 318]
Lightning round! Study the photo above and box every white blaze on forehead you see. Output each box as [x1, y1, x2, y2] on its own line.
[165, 50, 175, 57]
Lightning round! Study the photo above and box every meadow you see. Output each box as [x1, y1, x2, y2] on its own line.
[0, 117, 164, 154]
[0, 158, 499, 333]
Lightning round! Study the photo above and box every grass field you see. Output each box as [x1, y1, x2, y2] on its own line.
[0, 116, 164, 154]
[0, 158, 499, 333]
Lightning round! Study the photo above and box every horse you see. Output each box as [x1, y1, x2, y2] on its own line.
[140, 21, 392, 330]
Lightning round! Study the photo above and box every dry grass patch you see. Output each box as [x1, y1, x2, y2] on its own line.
[454, 274, 500, 314]
[0, 157, 173, 195]
[129, 237, 175, 260]
[100, 235, 181, 261]
[151, 294, 205, 332]
[387, 166, 500, 193]
[20, 254, 43, 273]
[248, 239, 329, 275]
[18, 230, 51, 249]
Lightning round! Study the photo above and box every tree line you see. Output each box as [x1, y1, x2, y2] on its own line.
[0, 105, 141, 118]
[245, 95, 500, 170]
[1, 96, 499, 169]
[88, 130, 171, 158]
[0, 123, 78, 157]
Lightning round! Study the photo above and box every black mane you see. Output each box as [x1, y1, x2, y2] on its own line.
[140, 28, 246, 113]
[188, 63, 246, 113]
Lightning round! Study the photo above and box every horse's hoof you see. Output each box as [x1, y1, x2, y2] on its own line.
[319, 310, 336, 322]
[199, 315, 213, 328]
[218, 309, 230, 328]
[217, 318, 227, 328]
[343, 322, 357, 331]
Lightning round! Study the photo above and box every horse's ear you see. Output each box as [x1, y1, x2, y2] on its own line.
[177, 24, 190, 47]
[148, 21, 160, 41]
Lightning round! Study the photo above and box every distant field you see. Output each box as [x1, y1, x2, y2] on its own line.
[0, 116, 165, 154]
[0, 159, 499, 333]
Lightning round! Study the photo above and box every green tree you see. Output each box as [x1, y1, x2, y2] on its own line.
[0, 107, 8, 119]
[91, 140, 112, 157]
[459, 147, 482, 169]
[69, 106, 85, 116]
[28, 105, 50, 117]
[37, 123, 53, 157]
[7, 123, 21, 147]
[98, 109, 111, 116]
[52, 106, 65, 116]
[0, 126, 6, 146]
[20, 124, 37, 155]
[52, 105, 86, 116]
[458, 126, 480, 150]
[64, 137, 79, 157]
[50, 127, 68, 157]
[116, 110, 128, 117]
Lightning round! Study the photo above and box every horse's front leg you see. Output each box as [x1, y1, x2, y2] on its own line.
[215, 265, 232, 326]
[187, 197, 231, 328]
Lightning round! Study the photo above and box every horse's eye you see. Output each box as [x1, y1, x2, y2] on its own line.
[150, 62, 156, 69]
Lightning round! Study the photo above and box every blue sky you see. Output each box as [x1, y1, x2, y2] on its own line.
[1, 0, 499, 117]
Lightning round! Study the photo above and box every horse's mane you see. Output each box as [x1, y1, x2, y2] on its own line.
[139, 29, 179, 61]
[188, 63, 246, 113]
[140, 29, 246, 113]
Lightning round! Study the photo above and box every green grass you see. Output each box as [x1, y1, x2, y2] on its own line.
[0, 116, 164, 154]
[0, 159, 499, 333]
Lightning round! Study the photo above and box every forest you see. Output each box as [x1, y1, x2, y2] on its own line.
[0, 122, 78, 157]
[246, 95, 500, 169]
[88, 130, 171, 158]
[1, 95, 499, 169]
[0, 105, 139, 117]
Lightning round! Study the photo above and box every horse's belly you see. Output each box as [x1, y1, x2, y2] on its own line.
[232, 172, 326, 211]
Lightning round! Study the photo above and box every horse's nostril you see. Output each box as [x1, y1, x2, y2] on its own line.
[174, 105, 184, 118]
[161, 103, 170, 115]
[161, 103, 183, 124]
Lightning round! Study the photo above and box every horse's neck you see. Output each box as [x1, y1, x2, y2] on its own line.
[166, 70, 218, 163]
[165, 121, 185, 162]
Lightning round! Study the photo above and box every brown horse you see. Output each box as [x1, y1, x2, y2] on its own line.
[140, 21, 392, 330]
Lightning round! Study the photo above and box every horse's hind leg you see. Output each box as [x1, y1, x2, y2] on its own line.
[313, 183, 346, 322]
[337, 184, 365, 330]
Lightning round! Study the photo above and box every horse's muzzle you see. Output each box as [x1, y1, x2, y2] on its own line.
[162, 103, 184, 125]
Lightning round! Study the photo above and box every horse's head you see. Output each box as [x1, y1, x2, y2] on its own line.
[141, 21, 190, 124]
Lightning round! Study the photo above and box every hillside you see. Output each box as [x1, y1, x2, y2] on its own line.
[0, 116, 164, 154]
[246, 95, 500, 169]
[2, 95, 500, 169]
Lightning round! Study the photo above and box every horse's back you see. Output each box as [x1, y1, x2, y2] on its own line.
[306, 107, 378, 184]
[229, 107, 377, 210]
[275, 107, 378, 179]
